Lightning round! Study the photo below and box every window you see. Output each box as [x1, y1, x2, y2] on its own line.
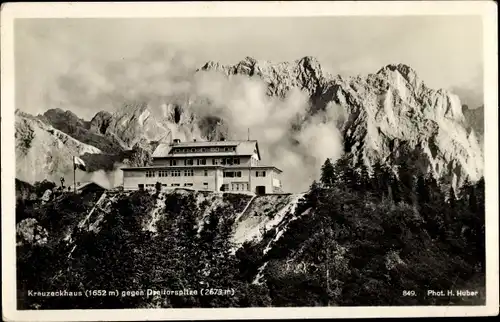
[191, 148, 196, 152]
[203, 182, 208, 186]
[184, 183, 193, 187]
[212, 158, 219, 165]
[184, 169, 194, 177]
[146, 170, 156, 177]
[233, 158, 240, 165]
[171, 183, 180, 187]
[170, 160, 177, 166]
[171, 170, 181, 177]
[256, 171, 266, 177]
[200, 148, 206, 152]
[159, 170, 168, 177]
[223, 171, 242, 178]
[197, 159, 206, 165]
[225, 158, 233, 165]
[185, 159, 193, 166]
[204, 170, 208, 176]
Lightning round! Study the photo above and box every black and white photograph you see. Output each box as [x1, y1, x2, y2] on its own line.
[1, 1, 498, 320]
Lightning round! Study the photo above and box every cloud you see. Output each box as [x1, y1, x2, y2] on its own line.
[20, 40, 345, 192]
[188, 70, 345, 192]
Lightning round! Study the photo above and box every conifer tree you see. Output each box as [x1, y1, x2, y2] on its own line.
[416, 174, 429, 204]
[332, 154, 350, 188]
[475, 177, 485, 215]
[397, 159, 415, 204]
[425, 174, 440, 203]
[380, 163, 393, 200]
[336, 154, 356, 190]
[320, 158, 336, 188]
[308, 180, 321, 207]
[448, 186, 456, 209]
[352, 158, 369, 192]
[371, 160, 385, 196]
[468, 184, 478, 214]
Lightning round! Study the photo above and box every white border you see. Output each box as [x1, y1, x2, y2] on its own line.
[1, 1, 498, 320]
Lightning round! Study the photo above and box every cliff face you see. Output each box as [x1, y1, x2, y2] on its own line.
[463, 105, 484, 149]
[40, 108, 123, 154]
[15, 111, 103, 184]
[200, 59, 484, 189]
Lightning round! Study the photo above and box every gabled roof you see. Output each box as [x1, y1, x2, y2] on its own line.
[76, 181, 107, 191]
[152, 140, 261, 160]
[169, 140, 255, 148]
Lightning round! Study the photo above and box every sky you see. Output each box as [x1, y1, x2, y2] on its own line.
[15, 16, 484, 119]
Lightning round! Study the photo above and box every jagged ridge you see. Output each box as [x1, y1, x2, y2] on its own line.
[200, 57, 484, 188]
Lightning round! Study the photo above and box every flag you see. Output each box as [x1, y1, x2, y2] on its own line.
[73, 156, 87, 171]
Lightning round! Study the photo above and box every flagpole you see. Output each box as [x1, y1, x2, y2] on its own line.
[73, 156, 76, 194]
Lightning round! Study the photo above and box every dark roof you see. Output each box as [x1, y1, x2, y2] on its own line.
[76, 181, 107, 190]
[154, 152, 247, 158]
[152, 140, 261, 159]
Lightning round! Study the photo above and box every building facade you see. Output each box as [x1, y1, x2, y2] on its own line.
[121, 139, 283, 194]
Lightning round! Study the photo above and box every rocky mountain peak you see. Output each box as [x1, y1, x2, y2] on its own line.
[378, 63, 417, 78]
[375, 63, 424, 93]
[41, 108, 89, 128]
[297, 56, 322, 71]
[199, 56, 326, 97]
[89, 111, 113, 135]
[198, 60, 230, 74]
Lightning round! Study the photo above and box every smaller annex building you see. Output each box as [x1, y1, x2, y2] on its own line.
[75, 181, 107, 194]
[121, 139, 283, 194]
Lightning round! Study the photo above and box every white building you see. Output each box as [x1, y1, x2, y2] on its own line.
[121, 139, 283, 194]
